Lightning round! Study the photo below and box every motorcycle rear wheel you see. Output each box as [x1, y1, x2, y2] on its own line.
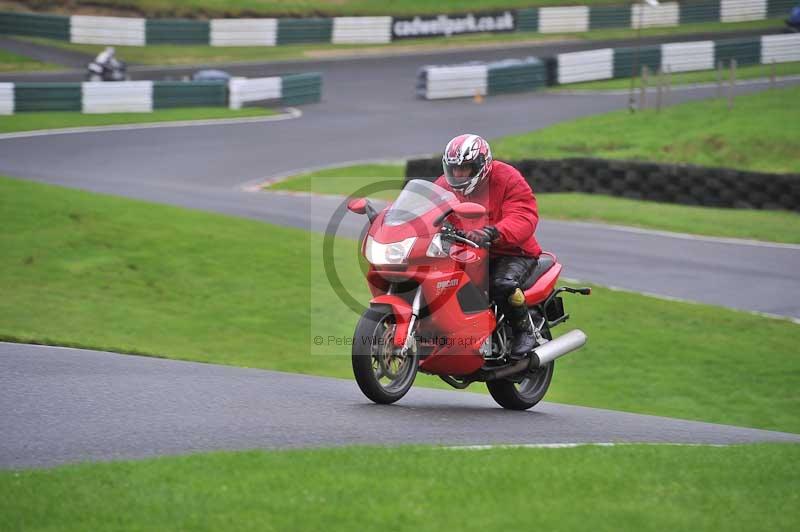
[352, 308, 418, 404]
[486, 324, 554, 410]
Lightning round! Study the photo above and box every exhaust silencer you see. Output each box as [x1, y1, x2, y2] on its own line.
[529, 329, 587, 369]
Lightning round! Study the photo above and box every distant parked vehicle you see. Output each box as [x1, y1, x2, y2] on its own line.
[191, 69, 232, 82]
[785, 5, 800, 32]
[86, 47, 128, 82]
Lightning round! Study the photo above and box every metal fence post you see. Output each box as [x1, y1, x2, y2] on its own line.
[656, 68, 663, 113]
[728, 58, 737, 110]
[640, 65, 649, 111]
[770, 60, 776, 89]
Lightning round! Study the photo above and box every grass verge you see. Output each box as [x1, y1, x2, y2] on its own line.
[561, 61, 800, 91]
[0, 48, 59, 72]
[0, 107, 276, 133]
[15, 19, 782, 66]
[1, 175, 798, 433]
[2, 444, 799, 531]
[7, 0, 640, 18]
[492, 85, 800, 174]
[267, 165, 800, 243]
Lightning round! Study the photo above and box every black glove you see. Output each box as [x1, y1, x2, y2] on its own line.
[466, 226, 499, 247]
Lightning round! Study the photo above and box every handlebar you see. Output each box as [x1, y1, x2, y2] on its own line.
[439, 226, 482, 249]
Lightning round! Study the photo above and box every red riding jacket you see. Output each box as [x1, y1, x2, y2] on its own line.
[435, 160, 542, 258]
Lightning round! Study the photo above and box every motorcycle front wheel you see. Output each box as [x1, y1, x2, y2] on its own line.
[486, 324, 554, 410]
[351, 308, 418, 404]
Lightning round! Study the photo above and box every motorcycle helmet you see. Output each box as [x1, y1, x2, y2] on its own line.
[442, 134, 493, 195]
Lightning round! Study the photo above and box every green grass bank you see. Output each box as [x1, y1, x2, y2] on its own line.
[491, 85, 800, 174]
[270, 165, 800, 243]
[2, 444, 798, 531]
[5, 0, 706, 18]
[0, 48, 59, 72]
[0, 107, 276, 133]
[562, 61, 800, 90]
[2, 175, 798, 433]
[14, 19, 781, 66]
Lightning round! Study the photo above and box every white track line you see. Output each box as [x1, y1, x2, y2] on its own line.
[443, 442, 732, 450]
[0, 107, 302, 141]
[552, 219, 800, 250]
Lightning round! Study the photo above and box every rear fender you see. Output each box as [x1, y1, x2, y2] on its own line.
[370, 294, 412, 347]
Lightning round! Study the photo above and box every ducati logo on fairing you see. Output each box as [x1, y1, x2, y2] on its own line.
[436, 279, 459, 292]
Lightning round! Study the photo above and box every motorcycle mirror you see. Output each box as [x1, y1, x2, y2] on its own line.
[452, 202, 486, 219]
[347, 198, 368, 214]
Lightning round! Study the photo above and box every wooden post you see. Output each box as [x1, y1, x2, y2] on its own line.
[716, 60, 723, 99]
[640, 65, 649, 111]
[728, 59, 737, 110]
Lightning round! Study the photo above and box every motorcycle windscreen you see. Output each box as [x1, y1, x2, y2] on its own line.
[383, 179, 455, 227]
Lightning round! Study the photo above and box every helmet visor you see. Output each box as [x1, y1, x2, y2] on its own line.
[443, 162, 480, 188]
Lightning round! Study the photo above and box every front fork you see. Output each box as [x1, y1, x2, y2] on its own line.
[401, 286, 422, 355]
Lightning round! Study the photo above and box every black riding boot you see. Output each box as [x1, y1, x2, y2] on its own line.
[507, 288, 536, 359]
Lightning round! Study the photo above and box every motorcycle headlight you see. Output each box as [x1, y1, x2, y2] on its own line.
[425, 233, 448, 258]
[364, 236, 416, 265]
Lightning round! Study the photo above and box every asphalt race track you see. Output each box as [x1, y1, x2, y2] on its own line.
[1, 35, 799, 467]
[2, 342, 798, 469]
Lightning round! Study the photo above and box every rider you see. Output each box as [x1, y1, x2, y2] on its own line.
[434, 133, 542, 359]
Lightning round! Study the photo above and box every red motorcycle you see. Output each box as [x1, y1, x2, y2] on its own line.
[347, 179, 590, 410]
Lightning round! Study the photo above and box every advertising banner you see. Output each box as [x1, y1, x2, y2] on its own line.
[392, 11, 515, 39]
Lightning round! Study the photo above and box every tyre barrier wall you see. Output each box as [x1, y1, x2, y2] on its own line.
[405, 157, 800, 211]
[0, 73, 322, 114]
[418, 33, 800, 99]
[0, 0, 794, 46]
[417, 58, 546, 99]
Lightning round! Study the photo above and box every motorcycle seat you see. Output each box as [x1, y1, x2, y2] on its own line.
[521, 253, 556, 290]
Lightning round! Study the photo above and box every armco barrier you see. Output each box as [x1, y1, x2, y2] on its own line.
[0, 0, 794, 46]
[276, 18, 333, 45]
[152, 81, 227, 108]
[229, 77, 281, 109]
[14, 82, 81, 112]
[281, 73, 323, 105]
[70, 15, 146, 45]
[228, 73, 322, 108]
[0, 83, 13, 115]
[0, 12, 69, 40]
[417, 33, 800, 99]
[405, 157, 800, 211]
[210, 18, 277, 46]
[82, 81, 152, 113]
[145, 19, 210, 45]
[487, 58, 547, 94]
[419, 58, 545, 99]
[1, 73, 321, 115]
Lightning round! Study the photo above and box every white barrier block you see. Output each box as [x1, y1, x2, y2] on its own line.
[70, 15, 146, 46]
[661, 41, 715, 72]
[720, 0, 767, 22]
[423, 65, 488, 100]
[0, 83, 13, 115]
[557, 48, 614, 84]
[332, 17, 392, 44]
[82, 81, 153, 113]
[229, 77, 282, 109]
[761, 34, 800, 64]
[538, 7, 589, 33]
[210, 19, 278, 46]
[631, 2, 680, 29]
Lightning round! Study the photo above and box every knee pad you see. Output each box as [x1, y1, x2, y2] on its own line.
[507, 288, 526, 307]
[493, 276, 518, 300]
